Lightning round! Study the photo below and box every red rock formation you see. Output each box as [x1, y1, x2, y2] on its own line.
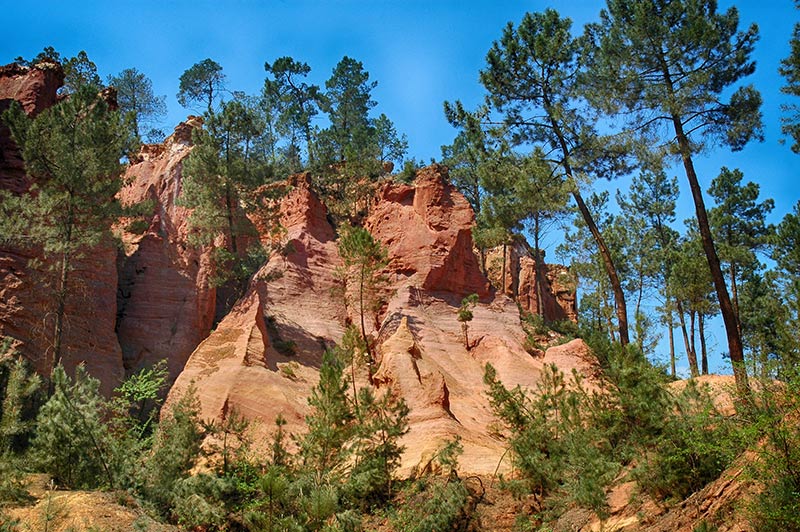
[168, 166, 597, 475]
[116, 117, 216, 380]
[0, 62, 63, 194]
[166, 173, 345, 438]
[485, 240, 577, 323]
[366, 164, 490, 298]
[0, 63, 123, 393]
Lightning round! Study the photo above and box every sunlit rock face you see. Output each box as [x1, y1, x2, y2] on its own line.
[167, 165, 595, 475]
[0, 62, 123, 394]
[116, 117, 216, 381]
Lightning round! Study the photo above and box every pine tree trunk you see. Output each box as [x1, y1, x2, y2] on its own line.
[544, 93, 629, 347]
[671, 117, 747, 392]
[572, 188, 630, 346]
[699, 312, 709, 375]
[676, 300, 699, 377]
[668, 312, 676, 378]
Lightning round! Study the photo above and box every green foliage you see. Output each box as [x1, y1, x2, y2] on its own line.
[745, 374, 800, 531]
[140, 386, 205, 516]
[177, 58, 225, 113]
[0, 353, 40, 505]
[30, 365, 113, 489]
[264, 56, 323, 171]
[780, 2, 800, 152]
[180, 97, 269, 293]
[107, 67, 167, 141]
[345, 386, 409, 508]
[634, 382, 744, 501]
[335, 222, 391, 362]
[1, 84, 132, 368]
[485, 335, 746, 519]
[390, 440, 474, 532]
[61, 50, 102, 94]
[458, 294, 479, 350]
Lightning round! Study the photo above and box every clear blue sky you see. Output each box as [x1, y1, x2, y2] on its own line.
[3, 0, 798, 374]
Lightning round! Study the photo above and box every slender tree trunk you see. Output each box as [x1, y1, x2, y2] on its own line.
[52, 253, 69, 370]
[53, 203, 74, 372]
[572, 188, 630, 346]
[699, 312, 709, 375]
[668, 311, 676, 378]
[730, 263, 742, 337]
[689, 309, 696, 364]
[676, 299, 699, 377]
[544, 93, 629, 347]
[225, 186, 238, 255]
[671, 116, 748, 392]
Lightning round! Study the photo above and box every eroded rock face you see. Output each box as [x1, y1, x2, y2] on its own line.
[168, 166, 597, 475]
[166, 174, 344, 437]
[485, 240, 577, 323]
[0, 62, 123, 393]
[116, 117, 216, 380]
[0, 62, 63, 194]
[366, 164, 490, 298]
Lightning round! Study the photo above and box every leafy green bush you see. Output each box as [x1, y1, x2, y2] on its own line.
[634, 381, 744, 500]
[30, 364, 114, 489]
[746, 375, 800, 532]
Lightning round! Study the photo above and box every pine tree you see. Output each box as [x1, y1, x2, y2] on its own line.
[180, 97, 266, 290]
[588, 0, 763, 393]
[1, 85, 131, 370]
[107, 67, 167, 141]
[264, 56, 322, 169]
[61, 50, 102, 94]
[30, 365, 114, 489]
[479, 8, 633, 346]
[708, 167, 774, 334]
[177, 58, 226, 114]
[335, 223, 390, 366]
[780, 0, 800, 152]
[298, 350, 355, 489]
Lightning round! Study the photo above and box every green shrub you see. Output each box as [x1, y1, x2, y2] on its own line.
[634, 381, 744, 500]
[746, 375, 800, 532]
[30, 364, 114, 489]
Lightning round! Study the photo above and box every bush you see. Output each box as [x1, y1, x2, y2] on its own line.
[30, 364, 114, 489]
[634, 381, 744, 500]
[746, 375, 800, 531]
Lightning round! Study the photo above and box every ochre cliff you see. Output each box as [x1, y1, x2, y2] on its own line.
[0, 63, 123, 393]
[115, 117, 217, 380]
[167, 165, 597, 475]
[485, 239, 577, 323]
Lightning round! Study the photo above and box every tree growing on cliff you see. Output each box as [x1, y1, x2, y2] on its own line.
[264, 56, 323, 169]
[1, 85, 131, 370]
[181, 97, 265, 289]
[335, 223, 390, 365]
[458, 293, 479, 350]
[107, 67, 167, 142]
[177, 58, 226, 115]
[586, 0, 763, 394]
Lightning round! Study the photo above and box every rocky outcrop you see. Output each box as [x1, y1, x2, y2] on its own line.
[166, 173, 345, 437]
[0, 62, 63, 194]
[168, 166, 598, 475]
[485, 240, 577, 323]
[115, 117, 216, 380]
[366, 164, 490, 298]
[0, 62, 123, 393]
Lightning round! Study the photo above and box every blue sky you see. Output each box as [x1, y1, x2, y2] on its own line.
[3, 0, 799, 374]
